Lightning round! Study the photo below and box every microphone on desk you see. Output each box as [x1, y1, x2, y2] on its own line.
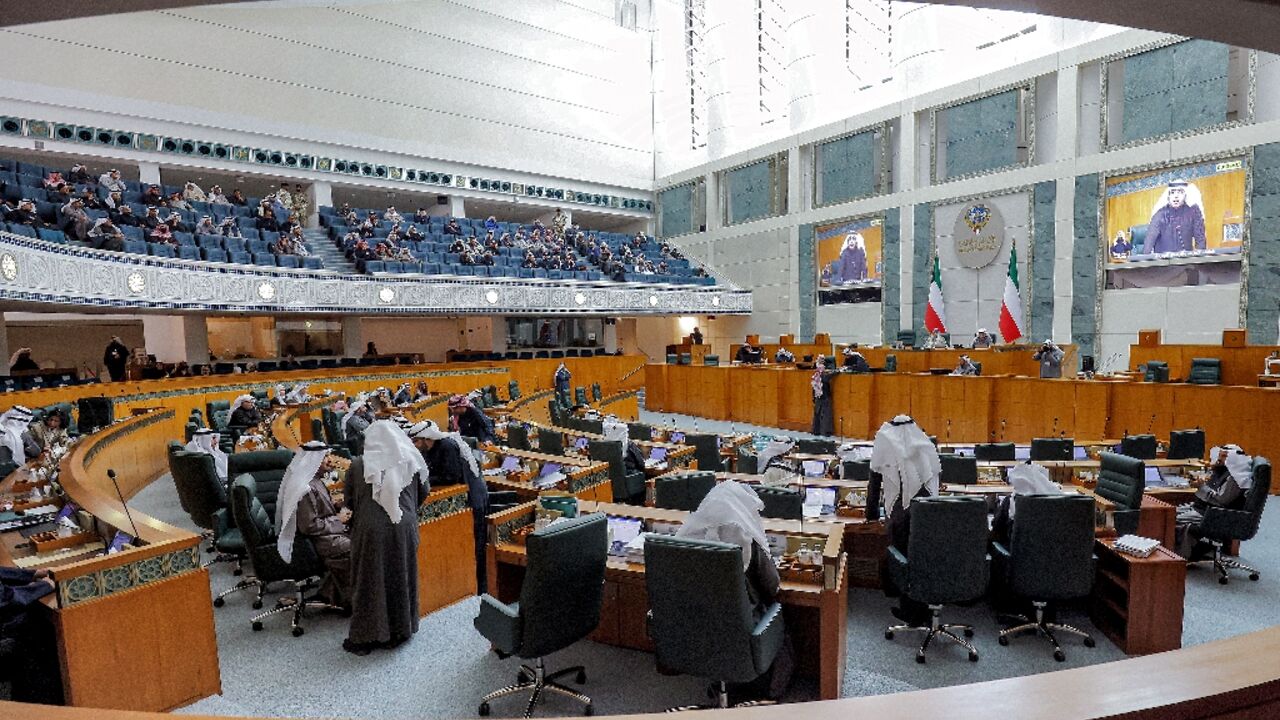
[107, 469, 143, 546]
[1000, 419, 1007, 441]
[946, 418, 951, 443]
[1147, 414, 1156, 435]
[1052, 416, 1058, 436]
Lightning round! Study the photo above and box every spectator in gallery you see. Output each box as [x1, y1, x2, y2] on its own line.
[6, 199, 43, 228]
[99, 169, 128, 194]
[142, 206, 162, 231]
[256, 199, 279, 232]
[229, 189, 248, 206]
[1146, 180, 1206, 254]
[104, 190, 125, 211]
[220, 216, 243, 238]
[384, 206, 402, 224]
[67, 163, 92, 185]
[165, 212, 189, 234]
[141, 185, 165, 207]
[208, 185, 229, 205]
[79, 187, 105, 211]
[60, 198, 90, 241]
[149, 221, 176, 245]
[414, 208, 431, 224]
[41, 171, 65, 191]
[443, 218, 463, 236]
[196, 215, 218, 235]
[112, 205, 140, 227]
[87, 217, 125, 252]
[183, 182, 207, 202]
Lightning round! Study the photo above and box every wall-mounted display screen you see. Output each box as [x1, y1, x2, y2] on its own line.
[817, 216, 882, 289]
[1104, 157, 1246, 264]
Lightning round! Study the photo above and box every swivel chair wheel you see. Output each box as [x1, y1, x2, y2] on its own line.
[1219, 576, 1229, 585]
[1083, 637, 1096, 648]
[233, 567, 243, 576]
[478, 702, 490, 716]
[963, 628, 974, 638]
[968, 651, 978, 662]
[251, 621, 263, 632]
[1250, 573, 1260, 581]
[1053, 650, 1065, 662]
[884, 630, 894, 640]
[576, 669, 587, 684]
[584, 703, 594, 716]
[252, 599, 263, 610]
[213, 597, 225, 608]
[292, 627, 305, 637]
[915, 651, 926, 664]
[997, 635, 1009, 646]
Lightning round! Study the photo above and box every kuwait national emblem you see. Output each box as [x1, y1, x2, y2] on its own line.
[963, 204, 992, 233]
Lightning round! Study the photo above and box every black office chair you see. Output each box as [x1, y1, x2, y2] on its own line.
[938, 454, 978, 485]
[1096, 451, 1144, 535]
[1167, 429, 1206, 461]
[1144, 361, 1170, 383]
[1119, 434, 1158, 460]
[686, 432, 723, 472]
[589, 439, 645, 505]
[795, 438, 836, 454]
[507, 423, 532, 451]
[580, 418, 604, 436]
[974, 443, 1016, 461]
[227, 449, 294, 520]
[229, 474, 343, 637]
[1189, 458, 1271, 584]
[1030, 437, 1074, 461]
[841, 458, 870, 480]
[574, 387, 589, 407]
[1186, 358, 1220, 385]
[645, 535, 785, 709]
[591, 383, 602, 402]
[994, 494, 1097, 661]
[473, 514, 606, 717]
[627, 422, 654, 441]
[704, 354, 720, 367]
[537, 427, 564, 456]
[508, 380, 522, 402]
[884, 354, 897, 372]
[885, 496, 989, 663]
[654, 471, 717, 511]
[736, 447, 759, 474]
[751, 485, 803, 520]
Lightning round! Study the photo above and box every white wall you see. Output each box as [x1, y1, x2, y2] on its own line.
[360, 317, 462, 361]
[932, 192, 1031, 339]
[0, 0, 654, 190]
[1098, 284, 1242, 371]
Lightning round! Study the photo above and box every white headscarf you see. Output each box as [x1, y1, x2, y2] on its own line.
[676, 481, 770, 569]
[841, 232, 866, 253]
[756, 438, 794, 472]
[233, 394, 255, 410]
[285, 384, 309, 404]
[185, 428, 228, 481]
[344, 401, 368, 433]
[361, 420, 428, 524]
[1005, 462, 1061, 517]
[1211, 444, 1254, 489]
[274, 384, 289, 402]
[602, 418, 629, 443]
[0, 406, 32, 465]
[410, 420, 480, 478]
[1150, 181, 1204, 215]
[870, 416, 940, 511]
[275, 441, 330, 563]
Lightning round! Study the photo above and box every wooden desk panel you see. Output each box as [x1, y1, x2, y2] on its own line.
[1130, 343, 1280, 387]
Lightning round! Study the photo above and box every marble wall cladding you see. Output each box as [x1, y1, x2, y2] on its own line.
[1121, 39, 1229, 144]
[1248, 142, 1280, 342]
[659, 183, 695, 237]
[798, 223, 816, 341]
[1072, 174, 1101, 362]
[943, 90, 1019, 179]
[882, 208, 901, 343]
[817, 131, 876, 206]
[911, 203, 932, 338]
[726, 159, 774, 225]
[1031, 181, 1057, 341]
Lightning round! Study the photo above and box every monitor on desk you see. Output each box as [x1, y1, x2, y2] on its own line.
[801, 459, 827, 477]
[607, 516, 643, 556]
[540, 462, 562, 478]
[649, 447, 667, 463]
[1074, 446, 1089, 460]
[804, 487, 837, 515]
[950, 445, 974, 456]
[669, 431, 685, 443]
[1014, 446, 1031, 460]
[574, 437, 589, 451]
[1144, 466, 1165, 486]
[500, 456, 520, 472]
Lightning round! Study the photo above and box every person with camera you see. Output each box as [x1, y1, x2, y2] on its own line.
[1032, 339, 1065, 378]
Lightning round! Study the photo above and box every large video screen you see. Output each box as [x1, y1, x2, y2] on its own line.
[817, 215, 882, 288]
[1104, 157, 1246, 264]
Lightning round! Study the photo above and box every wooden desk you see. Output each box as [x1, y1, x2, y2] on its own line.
[485, 500, 848, 700]
[478, 445, 612, 503]
[1091, 539, 1186, 655]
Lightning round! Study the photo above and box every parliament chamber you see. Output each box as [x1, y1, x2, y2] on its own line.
[7, 1, 1280, 719]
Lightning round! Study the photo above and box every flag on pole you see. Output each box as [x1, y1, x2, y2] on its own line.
[999, 245, 1024, 343]
[924, 255, 947, 334]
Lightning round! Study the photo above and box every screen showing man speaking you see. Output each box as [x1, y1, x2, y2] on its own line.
[1105, 158, 1246, 264]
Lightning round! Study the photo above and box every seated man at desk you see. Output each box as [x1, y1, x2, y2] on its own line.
[1265, 351, 1280, 376]
[0, 405, 39, 464]
[343, 400, 374, 442]
[735, 339, 763, 364]
[841, 345, 870, 372]
[920, 330, 948, 349]
[951, 354, 979, 376]
[276, 441, 352, 608]
[29, 409, 69, 453]
[227, 394, 263, 429]
[410, 420, 489, 594]
[774, 348, 795, 364]
[757, 438, 799, 488]
[973, 328, 994, 349]
[1174, 444, 1253, 559]
[1, 565, 62, 704]
[675, 481, 793, 699]
[991, 462, 1062, 546]
[603, 418, 646, 478]
[448, 394, 495, 445]
[870, 415, 941, 625]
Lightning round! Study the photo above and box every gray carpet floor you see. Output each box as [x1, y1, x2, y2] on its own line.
[122, 408, 1280, 718]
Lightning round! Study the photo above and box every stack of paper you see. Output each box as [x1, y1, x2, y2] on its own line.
[624, 533, 648, 564]
[1113, 534, 1161, 558]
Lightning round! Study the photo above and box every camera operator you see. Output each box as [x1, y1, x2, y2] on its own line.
[1032, 339, 1065, 379]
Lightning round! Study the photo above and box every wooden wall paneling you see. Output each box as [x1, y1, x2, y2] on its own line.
[777, 370, 813, 432]
[643, 365, 667, 412]
[1072, 381, 1112, 440]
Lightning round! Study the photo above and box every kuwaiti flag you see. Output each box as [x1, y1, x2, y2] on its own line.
[924, 255, 947, 334]
[999, 245, 1024, 343]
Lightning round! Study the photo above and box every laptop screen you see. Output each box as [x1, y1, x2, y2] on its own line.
[540, 462, 562, 478]
[1144, 467, 1163, 486]
[669, 431, 685, 443]
[607, 516, 643, 556]
[801, 460, 827, 477]
[574, 437, 590, 450]
[649, 447, 667, 462]
[1073, 446, 1089, 460]
[1014, 446, 1031, 460]
[500, 456, 520, 472]
[805, 487, 837, 514]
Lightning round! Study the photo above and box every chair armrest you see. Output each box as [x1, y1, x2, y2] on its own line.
[887, 546, 908, 596]
[474, 594, 522, 656]
[212, 507, 233, 537]
[750, 601, 786, 675]
[625, 471, 646, 496]
[1112, 509, 1141, 536]
[1199, 506, 1253, 541]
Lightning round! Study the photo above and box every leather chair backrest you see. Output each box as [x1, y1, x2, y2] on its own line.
[1167, 429, 1205, 460]
[628, 422, 653, 441]
[547, 400, 562, 426]
[654, 471, 717, 511]
[1007, 494, 1096, 600]
[1119, 434, 1157, 460]
[518, 514, 607, 658]
[1144, 361, 1169, 383]
[796, 438, 836, 455]
[1097, 451, 1145, 511]
[686, 433, 723, 472]
[1030, 437, 1074, 461]
[575, 387, 588, 406]
[537, 426, 564, 456]
[1238, 459, 1272, 540]
[736, 448, 759, 475]
[168, 450, 226, 529]
[752, 485, 802, 520]
[206, 400, 231, 430]
[842, 459, 870, 481]
[230, 473, 323, 584]
[884, 354, 897, 372]
[905, 496, 990, 604]
[591, 383, 602, 402]
[938, 453, 977, 485]
[588, 440, 628, 491]
[580, 418, 604, 436]
[1187, 357, 1221, 385]
[644, 535, 761, 683]
[974, 442, 1016, 461]
[507, 423, 532, 451]
[704, 355, 720, 367]
[508, 380, 521, 401]
[227, 449, 294, 518]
